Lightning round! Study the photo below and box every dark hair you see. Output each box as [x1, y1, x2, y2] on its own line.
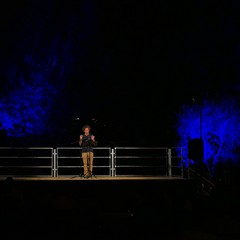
[82, 125, 91, 131]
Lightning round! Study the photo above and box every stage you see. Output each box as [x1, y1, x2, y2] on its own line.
[0, 173, 219, 240]
[0, 175, 186, 181]
[0, 147, 198, 239]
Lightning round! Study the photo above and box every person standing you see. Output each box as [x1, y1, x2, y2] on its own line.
[79, 125, 96, 178]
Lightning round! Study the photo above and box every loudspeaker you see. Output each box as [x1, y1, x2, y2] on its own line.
[188, 138, 204, 161]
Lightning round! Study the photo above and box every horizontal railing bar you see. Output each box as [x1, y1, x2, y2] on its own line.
[0, 166, 52, 168]
[0, 147, 53, 150]
[0, 157, 52, 159]
[57, 147, 111, 150]
[0, 147, 180, 150]
[115, 165, 166, 168]
[114, 156, 168, 158]
[58, 166, 109, 168]
[57, 156, 110, 159]
[115, 147, 168, 149]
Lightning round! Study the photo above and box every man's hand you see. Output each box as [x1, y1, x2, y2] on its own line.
[91, 135, 95, 141]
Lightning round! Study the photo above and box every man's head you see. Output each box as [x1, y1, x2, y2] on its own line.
[82, 125, 91, 134]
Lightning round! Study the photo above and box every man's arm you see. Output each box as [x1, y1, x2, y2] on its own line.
[91, 135, 97, 146]
[79, 135, 83, 146]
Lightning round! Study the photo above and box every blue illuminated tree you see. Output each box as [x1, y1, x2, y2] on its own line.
[0, 32, 72, 138]
[177, 96, 240, 173]
[0, 0, 96, 141]
[0, 72, 60, 137]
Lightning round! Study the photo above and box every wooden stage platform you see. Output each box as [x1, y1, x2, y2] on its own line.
[0, 175, 186, 181]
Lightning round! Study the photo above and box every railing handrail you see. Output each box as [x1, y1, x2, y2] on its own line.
[0, 147, 53, 149]
[0, 146, 184, 178]
[114, 147, 168, 149]
[57, 147, 111, 149]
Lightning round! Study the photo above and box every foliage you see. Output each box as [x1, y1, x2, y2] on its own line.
[176, 97, 240, 172]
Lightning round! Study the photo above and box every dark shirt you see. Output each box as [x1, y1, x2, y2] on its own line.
[81, 134, 94, 152]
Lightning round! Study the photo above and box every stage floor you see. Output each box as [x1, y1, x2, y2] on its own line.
[0, 175, 185, 181]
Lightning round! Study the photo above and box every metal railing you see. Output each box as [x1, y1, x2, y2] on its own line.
[169, 147, 184, 177]
[56, 147, 112, 177]
[0, 146, 184, 178]
[114, 147, 168, 176]
[113, 147, 183, 177]
[0, 147, 54, 178]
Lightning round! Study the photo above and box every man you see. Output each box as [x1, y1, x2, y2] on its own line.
[79, 125, 96, 178]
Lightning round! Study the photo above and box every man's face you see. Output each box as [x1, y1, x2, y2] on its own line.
[84, 127, 90, 134]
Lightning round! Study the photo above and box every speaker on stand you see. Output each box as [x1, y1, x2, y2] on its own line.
[188, 138, 205, 191]
[188, 138, 204, 162]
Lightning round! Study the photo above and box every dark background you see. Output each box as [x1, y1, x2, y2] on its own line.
[1, 0, 240, 147]
[1, 2, 240, 239]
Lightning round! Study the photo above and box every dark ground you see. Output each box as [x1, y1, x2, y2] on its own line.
[0, 177, 240, 240]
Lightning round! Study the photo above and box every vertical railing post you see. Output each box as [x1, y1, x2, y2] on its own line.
[53, 148, 57, 177]
[109, 148, 111, 176]
[51, 148, 54, 177]
[111, 148, 115, 176]
[168, 148, 172, 177]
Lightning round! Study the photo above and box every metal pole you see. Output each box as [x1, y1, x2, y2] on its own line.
[111, 148, 115, 176]
[53, 148, 57, 177]
[109, 148, 111, 176]
[168, 148, 172, 177]
[51, 148, 54, 177]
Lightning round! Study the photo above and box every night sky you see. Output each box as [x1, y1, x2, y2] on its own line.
[1, 0, 240, 147]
